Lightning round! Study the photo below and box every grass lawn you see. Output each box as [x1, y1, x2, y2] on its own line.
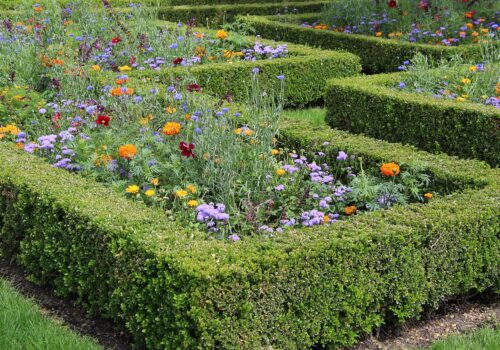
[419, 327, 500, 350]
[283, 107, 326, 126]
[0, 278, 103, 350]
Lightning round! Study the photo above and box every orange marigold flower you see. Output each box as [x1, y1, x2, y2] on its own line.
[424, 193, 433, 199]
[119, 144, 137, 159]
[216, 29, 228, 39]
[380, 162, 400, 177]
[162, 122, 181, 136]
[111, 87, 123, 96]
[375, 31, 382, 37]
[344, 205, 357, 216]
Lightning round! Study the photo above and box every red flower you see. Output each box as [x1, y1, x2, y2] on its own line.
[129, 55, 136, 65]
[418, 0, 429, 10]
[52, 112, 61, 123]
[464, 11, 476, 19]
[179, 141, 195, 158]
[111, 37, 122, 45]
[172, 57, 183, 65]
[96, 115, 110, 126]
[388, 0, 397, 8]
[187, 83, 201, 92]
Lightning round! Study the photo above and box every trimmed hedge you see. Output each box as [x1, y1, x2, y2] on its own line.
[325, 73, 500, 166]
[127, 32, 362, 107]
[0, 117, 498, 349]
[157, 2, 327, 25]
[238, 14, 488, 73]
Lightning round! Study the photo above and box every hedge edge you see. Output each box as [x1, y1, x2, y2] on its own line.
[324, 72, 500, 166]
[126, 25, 363, 107]
[238, 15, 486, 73]
[0, 118, 498, 349]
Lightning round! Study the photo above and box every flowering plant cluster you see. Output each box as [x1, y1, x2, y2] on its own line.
[0, 0, 286, 87]
[395, 55, 499, 109]
[0, 0, 435, 240]
[302, 0, 499, 45]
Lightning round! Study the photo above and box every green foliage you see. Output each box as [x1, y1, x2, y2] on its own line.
[238, 14, 488, 73]
[128, 39, 362, 107]
[416, 327, 500, 350]
[157, 2, 328, 26]
[324, 72, 500, 166]
[0, 279, 103, 350]
[0, 118, 498, 349]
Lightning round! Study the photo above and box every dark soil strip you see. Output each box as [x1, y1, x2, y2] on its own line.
[0, 257, 134, 350]
[349, 297, 499, 350]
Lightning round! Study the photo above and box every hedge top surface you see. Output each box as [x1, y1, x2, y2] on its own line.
[243, 14, 487, 53]
[326, 72, 500, 117]
[1, 117, 498, 274]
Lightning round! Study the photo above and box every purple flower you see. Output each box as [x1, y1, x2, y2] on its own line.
[276, 75, 285, 80]
[275, 184, 285, 191]
[336, 151, 348, 161]
[252, 67, 260, 74]
[228, 234, 240, 241]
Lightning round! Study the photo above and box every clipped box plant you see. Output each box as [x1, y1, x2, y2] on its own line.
[156, 1, 328, 25]
[0, 117, 499, 349]
[238, 10, 497, 73]
[0, 1, 498, 349]
[127, 26, 361, 106]
[324, 61, 500, 166]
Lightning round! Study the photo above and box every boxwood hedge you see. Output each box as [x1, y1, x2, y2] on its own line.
[324, 73, 500, 166]
[156, 1, 328, 26]
[126, 33, 362, 107]
[0, 118, 498, 349]
[238, 14, 488, 73]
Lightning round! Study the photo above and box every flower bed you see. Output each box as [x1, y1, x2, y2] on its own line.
[0, 2, 361, 106]
[0, 1, 498, 349]
[319, 0, 499, 46]
[238, 13, 492, 72]
[324, 67, 500, 166]
[1, 118, 498, 349]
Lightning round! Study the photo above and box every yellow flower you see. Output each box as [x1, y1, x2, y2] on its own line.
[375, 32, 382, 37]
[175, 189, 188, 198]
[151, 178, 159, 186]
[166, 106, 177, 114]
[144, 189, 155, 197]
[456, 97, 466, 102]
[91, 65, 101, 72]
[243, 129, 254, 136]
[118, 65, 132, 72]
[186, 184, 197, 194]
[0, 124, 20, 135]
[276, 169, 286, 176]
[188, 200, 199, 207]
[424, 193, 433, 199]
[216, 29, 228, 40]
[126, 185, 140, 194]
[468, 65, 477, 72]
[271, 149, 280, 155]
[461, 78, 471, 85]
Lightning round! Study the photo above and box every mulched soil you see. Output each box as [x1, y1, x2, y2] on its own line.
[0, 257, 134, 350]
[349, 296, 499, 350]
[1, 256, 498, 350]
